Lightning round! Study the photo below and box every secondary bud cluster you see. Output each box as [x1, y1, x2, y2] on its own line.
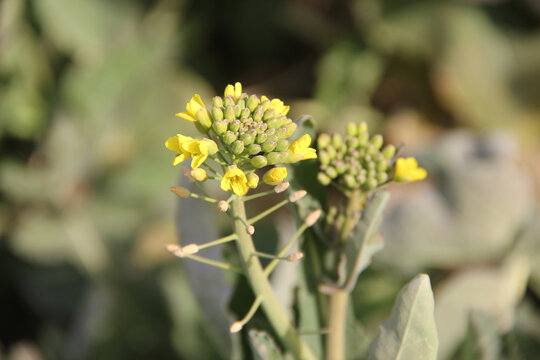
[210, 92, 297, 167]
[317, 122, 396, 191]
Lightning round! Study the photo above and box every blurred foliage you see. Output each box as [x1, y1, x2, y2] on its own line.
[1, 0, 539, 359]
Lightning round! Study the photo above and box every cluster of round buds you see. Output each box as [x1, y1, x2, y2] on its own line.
[317, 122, 396, 191]
[209, 85, 298, 168]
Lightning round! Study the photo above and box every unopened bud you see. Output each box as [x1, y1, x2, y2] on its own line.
[358, 121, 368, 133]
[275, 139, 289, 152]
[217, 200, 229, 212]
[371, 134, 384, 149]
[346, 123, 357, 137]
[344, 174, 356, 188]
[247, 143, 262, 155]
[276, 126, 289, 139]
[358, 132, 369, 146]
[253, 110, 263, 122]
[382, 144, 396, 160]
[317, 172, 331, 185]
[170, 186, 190, 198]
[182, 167, 194, 182]
[256, 132, 268, 144]
[212, 96, 223, 108]
[289, 190, 307, 203]
[260, 99, 270, 112]
[232, 140, 245, 154]
[325, 166, 338, 179]
[229, 119, 240, 132]
[376, 172, 388, 183]
[284, 122, 297, 138]
[305, 209, 322, 227]
[230, 321, 243, 333]
[332, 134, 342, 149]
[181, 244, 199, 255]
[365, 177, 378, 190]
[241, 107, 250, 119]
[319, 151, 330, 165]
[191, 168, 208, 182]
[225, 105, 235, 120]
[212, 119, 227, 135]
[239, 133, 253, 146]
[317, 133, 331, 149]
[251, 155, 268, 168]
[247, 95, 259, 112]
[274, 181, 290, 193]
[223, 131, 237, 145]
[247, 173, 259, 189]
[263, 108, 275, 121]
[266, 152, 281, 165]
[261, 140, 277, 153]
[211, 106, 224, 121]
[195, 108, 212, 130]
[166, 243, 182, 256]
[286, 252, 304, 262]
[246, 225, 255, 235]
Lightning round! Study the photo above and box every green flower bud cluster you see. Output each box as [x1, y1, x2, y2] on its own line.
[316, 122, 396, 191]
[209, 93, 297, 168]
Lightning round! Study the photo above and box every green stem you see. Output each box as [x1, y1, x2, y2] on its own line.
[326, 190, 365, 360]
[231, 197, 317, 360]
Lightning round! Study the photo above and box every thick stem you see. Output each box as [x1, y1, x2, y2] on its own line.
[326, 190, 365, 360]
[231, 197, 317, 360]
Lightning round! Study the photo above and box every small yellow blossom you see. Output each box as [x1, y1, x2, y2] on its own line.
[393, 157, 427, 182]
[221, 166, 248, 196]
[224, 82, 242, 101]
[182, 138, 218, 168]
[165, 134, 193, 166]
[261, 96, 290, 116]
[287, 134, 317, 163]
[247, 173, 259, 189]
[263, 167, 287, 185]
[176, 94, 205, 122]
[191, 168, 208, 182]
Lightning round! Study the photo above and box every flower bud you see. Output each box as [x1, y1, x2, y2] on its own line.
[382, 144, 396, 160]
[266, 152, 282, 165]
[212, 96, 223, 108]
[331, 134, 342, 149]
[263, 167, 287, 185]
[344, 174, 356, 188]
[247, 95, 259, 112]
[286, 252, 304, 262]
[230, 321, 243, 333]
[376, 172, 388, 183]
[326, 166, 338, 179]
[267, 117, 279, 129]
[276, 126, 289, 139]
[225, 105, 235, 120]
[234, 104, 242, 118]
[346, 136, 358, 148]
[253, 110, 263, 122]
[346, 122, 357, 137]
[212, 120, 227, 135]
[317, 172, 331, 185]
[261, 140, 277, 153]
[371, 134, 383, 150]
[260, 99, 270, 112]
[195, 108, 212, 130]
[326, 146, 336, 159]
[358, 132, 369, 146]
[358, 121, 368, 133]
[364, 177, 378, 190]
[239, 133, 253, 146]
[284, 122, 297, 138]
[263, 108, 275, 121]
[305, 209, 322, 227]
[241, 107, 250, 119]
[170, 186, 190, 198]
[191, 168, 208, 182]
[217, 200, 229, 212]
[275, 139, 289, 152]
[256, 132, 268, 144]
[289, 190, 307, 203]
[274, 181, 290, 193]
[224, 96, 235, 107]
[247, 173, 259, 189]
[223, 131, 237, 145]
[319, 151, 330, 165]
[232, 140, 245, 154]
[247, 143, 261, 155]
[266, 127, 276, 137]
[229, 119, 240, 132]
[376, 160, 388, 172]
[318, 133, 331, 149]
[251, 155, 268, 168]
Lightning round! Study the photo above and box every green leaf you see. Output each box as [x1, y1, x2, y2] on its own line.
[369, 273, 439, 360]
[344, 190, 389, 290]
[248, 330, 286, 360]
[461, 311, 500, 360]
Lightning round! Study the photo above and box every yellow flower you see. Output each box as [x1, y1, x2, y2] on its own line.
[247, 173, 259, 189]
[182, 138, 218, 168]
[176, 94, 205, 122]
[263, 167, 287, 185]
[221, 166, 248, 196]
[393, 157, 427, 182]
[224, 82, 242, 101]
[261, 96, 289, 116]
[165, 134, 193, 166]
[287, 134, 317, 163]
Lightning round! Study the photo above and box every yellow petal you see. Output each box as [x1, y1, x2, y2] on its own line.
[186, 94, 205, 115]
[191, 154, 208, 168]
[231, 180, 247, 196]
[224, 84, 235, 99]
[220, 177, 231, 191]
[173, 153, 189, 166]
[263, 167, 287, 185]
[165, 136, 181, 152]
[175, 112, 196, 122]
[234, 82, 242, 100]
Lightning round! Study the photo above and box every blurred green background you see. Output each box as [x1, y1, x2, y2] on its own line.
[1, 0, 540, 359]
